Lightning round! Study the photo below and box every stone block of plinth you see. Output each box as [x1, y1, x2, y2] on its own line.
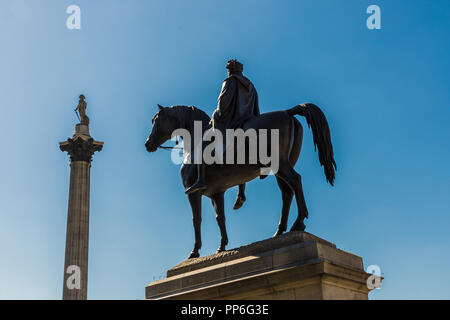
[146, 232, 379, 300]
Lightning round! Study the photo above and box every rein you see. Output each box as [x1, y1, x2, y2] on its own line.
[159, 137, 183, 150]
[158, 145, 183, 150]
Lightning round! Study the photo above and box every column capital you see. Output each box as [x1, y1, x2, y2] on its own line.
[60, 125, 103, 162]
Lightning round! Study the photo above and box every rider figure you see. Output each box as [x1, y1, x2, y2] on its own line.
[185, 60, 260, 209]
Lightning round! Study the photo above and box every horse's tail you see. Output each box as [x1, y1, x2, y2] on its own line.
[286, 103, 337, 186]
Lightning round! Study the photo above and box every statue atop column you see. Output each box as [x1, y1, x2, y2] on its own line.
[60, 94, 103, 162]
[75, 94, 90, 125]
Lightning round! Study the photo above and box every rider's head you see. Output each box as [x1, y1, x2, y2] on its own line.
[226, 59, 243, 76]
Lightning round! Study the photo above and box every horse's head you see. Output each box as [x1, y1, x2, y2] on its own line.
[145, 105, 179, 152]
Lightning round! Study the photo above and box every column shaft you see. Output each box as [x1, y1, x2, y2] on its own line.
[62, 161, 91, 300]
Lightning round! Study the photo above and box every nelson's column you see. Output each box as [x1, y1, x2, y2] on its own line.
[59, 95, 103, 300]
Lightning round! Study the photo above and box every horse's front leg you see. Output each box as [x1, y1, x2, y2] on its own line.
[187, 192, 202, 259]
[211, 192, 228, 253]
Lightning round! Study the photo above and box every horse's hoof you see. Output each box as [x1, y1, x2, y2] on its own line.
[216, 247, 226, 254]
[188, 251, 200, 259]
[273, 229, 285, 237]
[233, 196, 246, 210]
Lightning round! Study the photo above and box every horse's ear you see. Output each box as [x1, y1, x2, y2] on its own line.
[157, 104, 164, 110]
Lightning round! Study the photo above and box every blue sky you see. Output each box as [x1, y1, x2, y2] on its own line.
[0, 0, 449, 299]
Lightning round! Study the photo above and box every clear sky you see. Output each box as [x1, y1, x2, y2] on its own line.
[0, 0, 449, 299]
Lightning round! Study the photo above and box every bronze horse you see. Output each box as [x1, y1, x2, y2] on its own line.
[145, 103, 336, 259]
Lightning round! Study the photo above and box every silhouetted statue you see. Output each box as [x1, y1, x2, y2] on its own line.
[75, 94, 89, 125]
[145, 60, 336, 259]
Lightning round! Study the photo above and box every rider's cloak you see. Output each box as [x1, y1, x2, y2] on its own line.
[210, 74, 260, 134]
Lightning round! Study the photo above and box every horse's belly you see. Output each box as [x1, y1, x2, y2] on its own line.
[203, 165, 261, 196]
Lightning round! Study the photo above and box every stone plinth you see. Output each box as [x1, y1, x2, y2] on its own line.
[146, 232, 378, 300]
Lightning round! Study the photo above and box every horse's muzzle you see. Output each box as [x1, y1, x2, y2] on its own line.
[145, 139, 157, 152]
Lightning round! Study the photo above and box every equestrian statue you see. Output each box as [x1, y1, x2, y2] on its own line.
[145, 59, 336, 259]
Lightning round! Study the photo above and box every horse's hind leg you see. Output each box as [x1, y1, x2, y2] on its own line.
[211, 192, 228, 253]
[188, 192, 202, 259]
[274, 176, 293, 237]
[290, 172, 308, 232]
[276, 161, 309, 232]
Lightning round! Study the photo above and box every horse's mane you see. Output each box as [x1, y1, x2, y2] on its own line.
[169, 105, 210, 130]
[172, 105, 210, 120]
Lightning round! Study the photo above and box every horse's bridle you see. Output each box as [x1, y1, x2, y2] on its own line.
[158, 145, 182, 150]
